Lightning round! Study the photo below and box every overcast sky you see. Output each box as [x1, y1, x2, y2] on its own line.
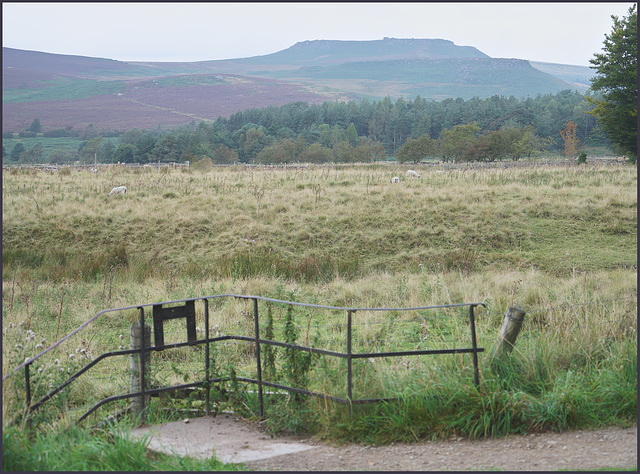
[2, 2, 635, 66]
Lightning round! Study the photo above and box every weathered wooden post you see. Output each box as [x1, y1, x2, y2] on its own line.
[493, 306, 526, 357]
[130, 321, 151, 420]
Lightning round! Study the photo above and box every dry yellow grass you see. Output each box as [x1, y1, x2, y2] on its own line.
[2, 163, 636, 421]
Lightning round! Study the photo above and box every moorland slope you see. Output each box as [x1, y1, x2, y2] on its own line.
[2, 38, 592, 132]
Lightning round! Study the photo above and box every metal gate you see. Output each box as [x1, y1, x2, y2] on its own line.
[4, 295, 485, 424]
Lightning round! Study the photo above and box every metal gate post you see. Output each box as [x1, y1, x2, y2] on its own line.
[139, 307, 147, 421]
[469, 305, 480, 387]
[130, 307, 150, 422]
[253, 298, 264, 417]
[204, 298, 210, 416]
[24, 362, 31, 412]
[347, 310, 354, 416]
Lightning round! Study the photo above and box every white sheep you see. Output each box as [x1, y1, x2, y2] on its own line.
[108, 186, 127, 196]
[391, 176, 400, 183]
[406, 170, 420, 178]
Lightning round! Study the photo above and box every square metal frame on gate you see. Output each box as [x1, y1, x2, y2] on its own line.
[152, 300, 197, 347]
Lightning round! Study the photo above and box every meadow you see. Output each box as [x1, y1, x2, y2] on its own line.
[3, 136, 119, 163]
[2, 161, 637, 468]
[2, 78, 127, 104]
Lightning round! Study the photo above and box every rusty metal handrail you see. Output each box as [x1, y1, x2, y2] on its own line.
[6, 294, 486, 423]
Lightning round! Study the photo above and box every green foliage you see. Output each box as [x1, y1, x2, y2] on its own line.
[192, 157, 214, 171]
[27, 118, 42, 133]
[49, 149, 74, 164]
[1, 423, 244, 471]
[213, 144, 239, 164]
[79, 137, 103, 163]
[305, 335, 637, 444]
[298, 142, 332, 163]
[18, 142, 44, 164]
[2, 78, 126, 103]
[396, 134, 437, 163]
[439, 123, 481, 162]
[577, 152, 587, 164]
[262, 303, 277, 380]
[588, 4, 637, 160]
[113, 143, 136, 163]
[9, 142, 25, 162]
[4, 90, 621, 166]
[3, 136, 86, 163]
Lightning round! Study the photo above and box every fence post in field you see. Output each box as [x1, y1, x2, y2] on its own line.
[493, 306, 526, 357]
[130, 320, 151, 421]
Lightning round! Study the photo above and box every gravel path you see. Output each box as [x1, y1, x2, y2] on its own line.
[247, 424, 637, 471]
[131, 414, 636, 471]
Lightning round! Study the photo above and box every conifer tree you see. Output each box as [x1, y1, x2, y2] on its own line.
[588, 4, 637, 161]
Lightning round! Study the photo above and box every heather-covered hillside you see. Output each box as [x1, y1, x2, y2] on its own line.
[2, 39, 592, 132]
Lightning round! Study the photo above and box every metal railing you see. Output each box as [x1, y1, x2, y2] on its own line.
[4, 294, 486, 423]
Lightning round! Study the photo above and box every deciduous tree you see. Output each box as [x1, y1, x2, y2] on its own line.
[10, 143, 25, 162]
[298, 143, 332, 163]
[396, 134, 438, 163]
[79, 137, 102, 163]
[213, 144, 238, 164]
[49, 149, 73, 164]
[113, 144, 136, 163]
[560, 121, 578, 158]
[18, 143, 44, 164]
[439, 123, 480, 162]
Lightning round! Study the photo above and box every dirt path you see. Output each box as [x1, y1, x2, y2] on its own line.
[130, 415, 637, 471]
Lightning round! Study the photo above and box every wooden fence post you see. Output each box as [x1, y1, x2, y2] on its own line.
[493, 306, 526, 357]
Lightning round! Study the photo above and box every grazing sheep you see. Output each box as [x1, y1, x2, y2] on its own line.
[108, 186, 127, 196]
[391, 176, 400, 183]
[406, 170, 420, 178]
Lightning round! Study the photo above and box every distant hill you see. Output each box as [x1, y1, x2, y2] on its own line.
[225, 38, 490, 65]
[529, 61, 594, 89]
[2, 39, 592, 132]
[1, 47, 147, 86]
[261, 57, 579, 100]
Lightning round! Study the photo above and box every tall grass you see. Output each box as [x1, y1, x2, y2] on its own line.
[2, 162, 636, 456]
[2, 422, 244, 471]
[2, 163, 636, 282]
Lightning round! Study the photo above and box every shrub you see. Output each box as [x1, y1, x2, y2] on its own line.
[192, 157, 213, 171]
[43, 129, 70, 138]
[577, 152, 587, 164]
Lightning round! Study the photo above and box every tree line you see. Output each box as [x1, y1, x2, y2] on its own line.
[2, 89, 616, 166]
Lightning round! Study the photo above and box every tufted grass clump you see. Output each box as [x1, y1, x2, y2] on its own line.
[2, 422, 245, 471]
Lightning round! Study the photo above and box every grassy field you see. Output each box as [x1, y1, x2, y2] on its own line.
[2, 161, 635, 281]
[2, 161, 637, 468]
[2, 78, 127, 104]
[3, 136, 120, 163]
